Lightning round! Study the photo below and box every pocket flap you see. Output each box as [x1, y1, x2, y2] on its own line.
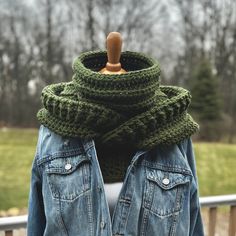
[146, 168, 190, 190]
[46, 154, 90, 175]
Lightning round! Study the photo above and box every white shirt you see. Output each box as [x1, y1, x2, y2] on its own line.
[104, 182, 123, 217]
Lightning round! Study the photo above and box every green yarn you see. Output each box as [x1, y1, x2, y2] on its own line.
[37, 50, 199, 182]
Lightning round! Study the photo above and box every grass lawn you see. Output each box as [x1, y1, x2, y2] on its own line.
[0, 128, 38, 211]
[194, 142, 236, 196]
[0, 128, 236, 211]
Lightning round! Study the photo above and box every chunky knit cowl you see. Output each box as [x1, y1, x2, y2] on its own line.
[37, 50, 199, 182]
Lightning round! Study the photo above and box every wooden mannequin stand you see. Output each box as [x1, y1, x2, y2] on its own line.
[99, 31, 126, 218]
[100, 32, 126, 74]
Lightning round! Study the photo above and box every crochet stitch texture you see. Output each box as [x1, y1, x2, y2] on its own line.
[37, 50, 199, 182]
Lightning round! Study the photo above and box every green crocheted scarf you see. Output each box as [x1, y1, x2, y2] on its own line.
[37, 50, 199, 182]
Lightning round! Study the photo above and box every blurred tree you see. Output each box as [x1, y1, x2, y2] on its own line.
[172, 0, 236, 142]
[190, 58, 222, 140]
[0, 0, 235, 143]
[0, 0, 34, 126]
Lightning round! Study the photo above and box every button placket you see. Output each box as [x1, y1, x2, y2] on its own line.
[63, 139, 70, 147]
[97, 185, 102, 193]
[100, 221, 106, 229]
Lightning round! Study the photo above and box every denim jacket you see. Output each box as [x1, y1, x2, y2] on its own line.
[27, 125, 205, 236]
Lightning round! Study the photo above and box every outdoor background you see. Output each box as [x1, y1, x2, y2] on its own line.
[0, 0, 236, 235]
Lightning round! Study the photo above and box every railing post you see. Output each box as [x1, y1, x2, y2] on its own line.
[208, 207, 217, 236]
[5, 230, 13, 236]
[229, 205, 236, 236]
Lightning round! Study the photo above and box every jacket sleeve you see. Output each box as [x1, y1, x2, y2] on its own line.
[27, 129, 46, 235]
[183, 138, 205, 236]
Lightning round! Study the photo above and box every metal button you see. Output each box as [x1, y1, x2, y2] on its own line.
[162, 178, 170, 185]
[65, 163, 72, 170]
[100, 221, 106, 229]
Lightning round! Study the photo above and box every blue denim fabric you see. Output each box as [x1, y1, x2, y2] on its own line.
[27, 125, 205, 236]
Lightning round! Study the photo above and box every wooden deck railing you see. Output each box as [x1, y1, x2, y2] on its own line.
[200, 194, 236, 236]
[0, 215, 27, 236]
[0, 194, 236, 236]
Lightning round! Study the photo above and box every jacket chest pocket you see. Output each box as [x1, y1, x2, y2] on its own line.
[144, 167, 190, 218]
[45, 154, 91, 202]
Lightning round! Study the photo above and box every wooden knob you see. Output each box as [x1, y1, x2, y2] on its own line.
[100, 32, 126, 74]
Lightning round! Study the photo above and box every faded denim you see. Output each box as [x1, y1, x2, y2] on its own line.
[27, 125, 205, 236]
